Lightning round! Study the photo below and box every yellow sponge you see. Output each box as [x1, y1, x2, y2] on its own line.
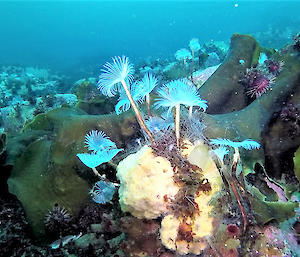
[117, 146, 179, 219]
[159, 140, 222, 255]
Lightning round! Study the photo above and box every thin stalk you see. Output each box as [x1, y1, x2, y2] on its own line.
[231, 148, 249, 234]
[211, 148, 249, 234]
[189, 106, 193, 118]
[229, 179, 248, 234]
[146, 94, 153, 117]
[190, 49, 195, 82]
[175, 104, 180, 148]
[92, 167, 101, 177]
[210, 151, 230, 191]
[121, 80, 155, 143]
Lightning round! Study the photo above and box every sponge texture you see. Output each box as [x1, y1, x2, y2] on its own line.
[117, 146, 179, 219]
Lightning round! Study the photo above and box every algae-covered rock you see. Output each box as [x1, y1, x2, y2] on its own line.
[8, 138, 89, 241]
[7, 106, 140, 242]
[249, 186, 297, 225]
[200, 34, 300, 178]
[294, 147, 300, 182]
[73, 79, 117, 115]
[199, 34, 260, 114]
[163, 62, 190, 81]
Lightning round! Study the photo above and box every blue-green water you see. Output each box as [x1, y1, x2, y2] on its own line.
[0, 1, 299, 70]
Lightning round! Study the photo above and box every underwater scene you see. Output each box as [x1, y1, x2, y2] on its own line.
[1, 0, 300, 256]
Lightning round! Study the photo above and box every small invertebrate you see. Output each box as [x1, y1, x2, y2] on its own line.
[226, 224, 240, 237]
[44, 204, 71, 233]
[90, 180, 116, 204]
[265, 59, 284, 75]
[239, 68, 276, 98]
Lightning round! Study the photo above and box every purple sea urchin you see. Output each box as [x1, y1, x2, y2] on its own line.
[247, 74, 275, 98]
[280, 103, 300, 138]
[44, 204, 71, 233]
[240, 68, 275, 98]
[280, 103, 299, 122]
[265, 59, 284, 75]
